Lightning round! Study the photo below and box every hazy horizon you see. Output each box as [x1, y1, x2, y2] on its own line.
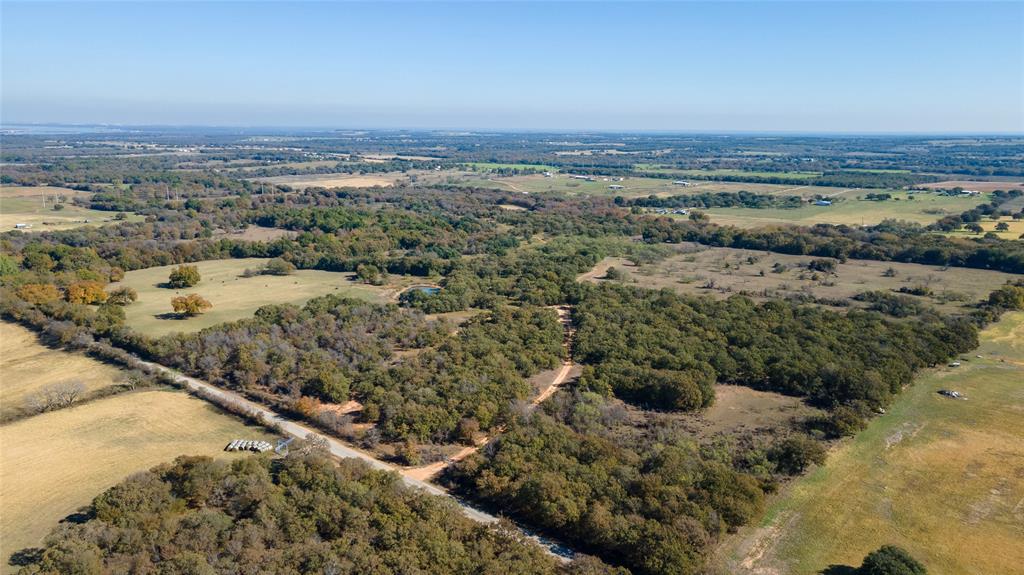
[3, 1, 1022, 133]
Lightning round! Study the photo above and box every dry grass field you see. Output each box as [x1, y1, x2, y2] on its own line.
[702, 190, 988, 228]
[112, 258, 421, 338]
[679, 384, 820, 440]
[215, 225, 298, 242]
[716, 312, 1024, 575]
[251, 172, 404, 189]
[579, 245, 1018, 314]
[0, 322, 124, 419]
[918, 180, 1024, 193]
[943, 215, 1024, 240]
[0, 389, 272, 566]
[0, 186, 142, 231]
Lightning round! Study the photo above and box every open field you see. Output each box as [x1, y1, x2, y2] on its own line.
[678, 384, 820, 440]
[0, 186, 142, 231]
[635, 167, 823, 180]
[0, 388, 272, 565]
[215, 225, 297, 242]
[0, 322, 125, 419]
[702, 190, 989, 227]
[454, 173, 846, 198]
[716, 312, 1024, 575]
[579, 245, 1018, 314]
[113, 258, 421, 338]
[918, 180, 1024, 192]
[251, 172, 405, 189]
[464, 162, 558, 171]
[943, 215, 1024, 240]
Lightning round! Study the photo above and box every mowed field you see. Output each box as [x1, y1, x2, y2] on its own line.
[251, 172, 405, 189]
[0, 322, 124, 419]
[0, 186, 142, 231]
[0, 389, 272, 565]
[703, 190, 988, 228]
[580, 245, 1017, 314]
[113, 258, 414, 338]
[716, 312, 1024, 575]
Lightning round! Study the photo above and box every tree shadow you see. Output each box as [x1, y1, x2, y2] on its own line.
[8, 547, 43, 567]
[820, 565, 858, 575]
[154, 312, 188, 321]
[59, 508, 92, 525]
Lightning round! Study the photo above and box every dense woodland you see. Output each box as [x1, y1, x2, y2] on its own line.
[17, 453, 597, 575]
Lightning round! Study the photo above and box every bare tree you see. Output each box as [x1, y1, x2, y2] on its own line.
[26, 381, 87, 413]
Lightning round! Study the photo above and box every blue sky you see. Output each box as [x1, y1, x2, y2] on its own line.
[2, 1, 1022, 133]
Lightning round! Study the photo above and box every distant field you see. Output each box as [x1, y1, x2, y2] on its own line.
[943, 216, 1024, 240]
[113, 258, 415, 338]
[0, 389, 271, 564]
[251, 172, 404, 189]
[702, 190, 988, 227]
[717, 312, 1024, 575]
[454, 173, 843, 198]
[464, 162, 558, 171]
[918, 180, 1024, 192]
[580, 245, 1018, 314]
[0, 185, 142, 231]
[636, 167, 823, 180]
[0, 322, 124, 419]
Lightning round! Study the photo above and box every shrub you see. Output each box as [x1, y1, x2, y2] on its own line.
[167, 264, 201, 288]
[859, 545, 927, 575]
[263, 257, 296, 276]
[66, 281, 108, 304]
[768, 435, 827, 475]
[170, 294, 212, 316]
[17, 283, 61, 304]
[106, 286, 138, 306]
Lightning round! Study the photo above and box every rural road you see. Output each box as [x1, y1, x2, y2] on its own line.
[136, 358, 575, 561]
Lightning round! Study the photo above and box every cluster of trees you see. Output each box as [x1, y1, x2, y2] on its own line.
[146, 295, 563, 443]
[574, 284, 976, 413]
[17, 453, 585, 575]
[853, 290, 931, 318]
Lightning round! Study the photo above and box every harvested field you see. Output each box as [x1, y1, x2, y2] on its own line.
[0, 389, 272, 566]
[0, 322, 124, 419]
[716, 312, 1024, 575]
[113, 258, 422, 338]
[579, 245, 1018, 314]
[252, 173, 404, 189]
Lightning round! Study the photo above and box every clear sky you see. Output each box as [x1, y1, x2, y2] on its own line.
[2, 1, 1022, 133]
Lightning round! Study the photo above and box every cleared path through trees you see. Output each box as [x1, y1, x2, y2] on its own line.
[136, 358, 574, 561]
